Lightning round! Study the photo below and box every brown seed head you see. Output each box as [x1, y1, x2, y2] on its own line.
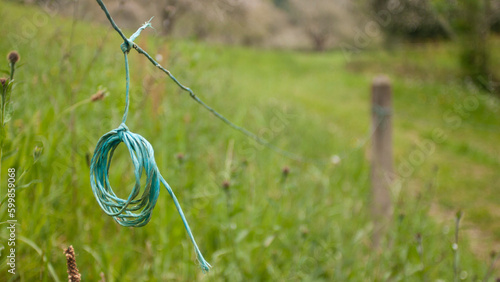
[222, 180, 230, 190]
[91, 90, 106, 102]
[64, 245, 81, 282]
[7, 51, 20, 65]
[0, 77, 7, 87]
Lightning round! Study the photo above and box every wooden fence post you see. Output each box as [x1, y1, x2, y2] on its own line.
[371, 75, 393, 247]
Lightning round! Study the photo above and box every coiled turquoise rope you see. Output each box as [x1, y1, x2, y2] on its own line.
[90, 124, 211, 272]
[90, 2, 211, 272]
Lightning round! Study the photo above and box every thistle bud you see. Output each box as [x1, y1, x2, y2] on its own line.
[0, 77, 7, 87]
[282, 166, 290, 177]
[300, 225, 309, 236]
[222, 180, 230, 190]
[33, 146, 43, 162]
[7, 51, 20, 65]
[176, 153, 185, 165]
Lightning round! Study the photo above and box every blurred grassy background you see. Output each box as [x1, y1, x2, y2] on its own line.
[0, 0, 499, 280]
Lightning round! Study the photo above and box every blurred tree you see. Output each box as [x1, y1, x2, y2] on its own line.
[431, 0, 495, 91]
[155, 0, 251, 41]
[370, 0, 450, 41]
[371, 0, 497, 92]
[455, 0, 494, 91]
[169, 1, 288, 46]
[288, 0, 357, 51]
[490, 0, 500, 33]
[155, 0, 190, 36]
[272, 0, 290, 9]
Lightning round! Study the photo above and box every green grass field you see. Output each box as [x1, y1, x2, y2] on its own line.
[0, 1, 499, 280]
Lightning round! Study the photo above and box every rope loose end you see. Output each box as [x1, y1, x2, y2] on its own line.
[129, 18, 154, 43]
[197, 252, 212, 273]
[199, 262, 212, 274]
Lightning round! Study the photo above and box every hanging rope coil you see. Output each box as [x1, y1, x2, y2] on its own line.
[90, 1, 211, 272]
[90, 123, 158, 227]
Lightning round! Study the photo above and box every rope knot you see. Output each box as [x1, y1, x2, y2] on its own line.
[120, 40, 133, 54]
[117, 123, 129, 131]
[116, 123, 129, 138]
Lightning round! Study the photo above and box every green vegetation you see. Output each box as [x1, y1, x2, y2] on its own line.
[0, 1, 499, 280]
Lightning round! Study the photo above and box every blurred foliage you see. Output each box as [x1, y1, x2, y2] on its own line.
[11, 0, 368, 51]
[454, 0, 493, 92]
[0, 0, 499, 280]
[370, 0, 498, 92]
[370, 0, 450, 41]
[370, 0, 500, 41]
